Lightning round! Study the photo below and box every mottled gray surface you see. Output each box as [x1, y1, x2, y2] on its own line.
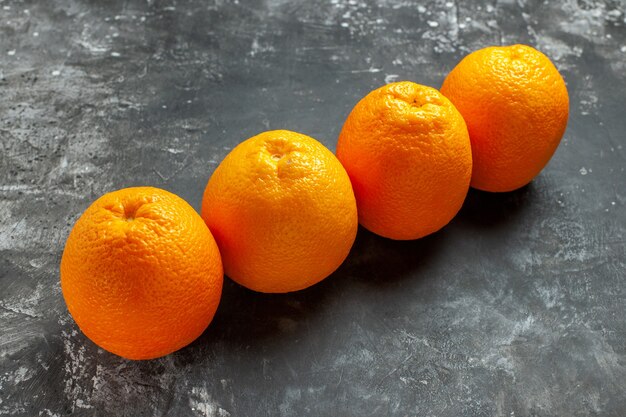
[1, 0, 625, 415]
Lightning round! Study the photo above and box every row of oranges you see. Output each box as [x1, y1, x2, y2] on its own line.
[60, 44, 569, 360]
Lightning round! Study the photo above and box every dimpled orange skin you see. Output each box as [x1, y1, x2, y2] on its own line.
[60, 187, 223, 360]
[440, 44, 569, 192]
[202, 130, 358, 293]
[336, 81, 472, 240]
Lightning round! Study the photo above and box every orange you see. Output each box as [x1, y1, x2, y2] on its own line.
[440, 44, 569, 192]
[60, 187, 223, 360]
[202, 130, 358, 293]
[336, 81, 472, 240]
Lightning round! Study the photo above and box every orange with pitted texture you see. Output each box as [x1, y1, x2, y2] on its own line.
[60, 187, 223, 360]
[441, 44, 569, 192]
[202, 130, 358, 293]
[336, 81, 472, 240]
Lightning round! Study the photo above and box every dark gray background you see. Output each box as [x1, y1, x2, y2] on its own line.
[1, 0, 625, 416]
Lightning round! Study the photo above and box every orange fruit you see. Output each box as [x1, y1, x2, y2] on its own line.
[202, 130, 358, 293]
[60, 187, 223, 360]
[336, 81, 472, 240]
[440, 44, 569, 192]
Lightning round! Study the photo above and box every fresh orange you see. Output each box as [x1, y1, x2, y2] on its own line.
[60, 187, 223, 360]
[336, 81, 472, 240]
[440, 44, 569, 192]
[202, 130, 358, 293]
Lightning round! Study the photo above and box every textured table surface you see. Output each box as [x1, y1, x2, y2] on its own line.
[1, 0, 625, 416]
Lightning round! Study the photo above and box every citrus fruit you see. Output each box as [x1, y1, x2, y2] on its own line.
[201, 130, 358, 293]
[60, 187, 223, 360]
[440, 44, 569, 192]
[336, 81, 472, 240]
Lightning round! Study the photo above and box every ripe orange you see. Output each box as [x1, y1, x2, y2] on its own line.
[202, 130, 358, 293]
[441, 44, 569, 192]
[60, 187, 223, 360]
[336, 81, 472, 240]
